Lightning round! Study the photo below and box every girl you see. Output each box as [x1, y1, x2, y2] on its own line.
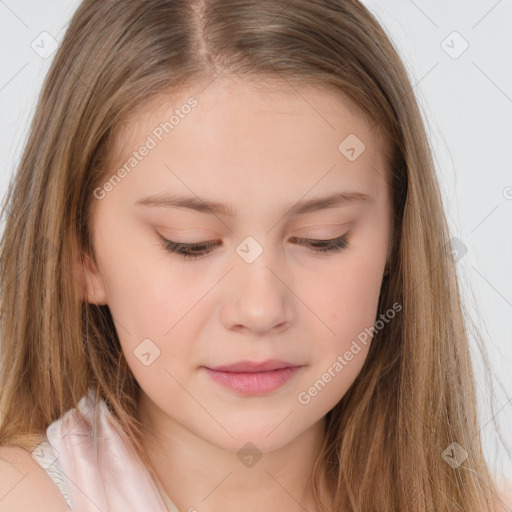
[0, 0, 509, 510]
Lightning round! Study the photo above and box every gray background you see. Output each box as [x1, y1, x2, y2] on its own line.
[1, 0, 511, 485]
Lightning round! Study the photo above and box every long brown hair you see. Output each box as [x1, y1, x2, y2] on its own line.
[0, 1, 509, 510]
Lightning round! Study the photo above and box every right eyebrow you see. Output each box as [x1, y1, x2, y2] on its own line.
[135, 191, 372, 218]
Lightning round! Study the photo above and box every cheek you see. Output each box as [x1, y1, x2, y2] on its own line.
[308, 254, 383, 341]
[94, 226, 184, 330]
[296, 261, 380, 411]
[102, 256, 215, 382]
[299, 250, 384, 405]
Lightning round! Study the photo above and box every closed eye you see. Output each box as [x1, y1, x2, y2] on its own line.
[160, 234, 349, 260]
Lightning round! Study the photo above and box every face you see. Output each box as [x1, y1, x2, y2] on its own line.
[79, 78, 392, 454]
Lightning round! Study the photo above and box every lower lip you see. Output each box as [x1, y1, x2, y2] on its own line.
[203, 366, 302, 395]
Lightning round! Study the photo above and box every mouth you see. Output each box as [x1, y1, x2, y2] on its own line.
[202, 359, 304, 395]
[206, 359, 299, 373]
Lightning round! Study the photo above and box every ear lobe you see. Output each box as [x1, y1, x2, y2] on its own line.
[72, 239, 108, 305]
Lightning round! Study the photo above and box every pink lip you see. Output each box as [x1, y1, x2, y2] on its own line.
[208, 359, 297, 373]
[203, 359, 303, 395]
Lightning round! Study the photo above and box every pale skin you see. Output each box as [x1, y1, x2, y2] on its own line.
[76, 77, 393, 512]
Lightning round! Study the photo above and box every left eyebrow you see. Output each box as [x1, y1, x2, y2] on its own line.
[135, 191, 372, 218]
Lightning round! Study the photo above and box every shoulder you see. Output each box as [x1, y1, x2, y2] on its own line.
[0, 445, 70, 511]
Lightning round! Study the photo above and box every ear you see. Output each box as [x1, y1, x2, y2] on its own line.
[72, 238, 108, 305]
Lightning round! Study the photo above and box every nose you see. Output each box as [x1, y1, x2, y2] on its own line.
[219, 251, 295, 336]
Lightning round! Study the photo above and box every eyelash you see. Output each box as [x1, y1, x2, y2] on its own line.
[161, 234, 349, 260]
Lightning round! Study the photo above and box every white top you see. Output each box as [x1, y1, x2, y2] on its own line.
[31, 388, 179, 511]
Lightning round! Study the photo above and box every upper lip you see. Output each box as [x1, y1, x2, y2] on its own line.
[206, 359, 301, 373]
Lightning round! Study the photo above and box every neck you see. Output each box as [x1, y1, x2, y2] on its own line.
[137, 393, 330, 512]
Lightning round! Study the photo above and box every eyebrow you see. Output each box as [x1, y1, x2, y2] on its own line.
[135, 191, 372, 217]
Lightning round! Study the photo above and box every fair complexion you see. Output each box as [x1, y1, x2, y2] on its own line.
[78, 78, 392, 512]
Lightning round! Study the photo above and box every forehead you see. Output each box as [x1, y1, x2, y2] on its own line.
[111, 76, 383, 159]
[102, 78, 390, 212]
